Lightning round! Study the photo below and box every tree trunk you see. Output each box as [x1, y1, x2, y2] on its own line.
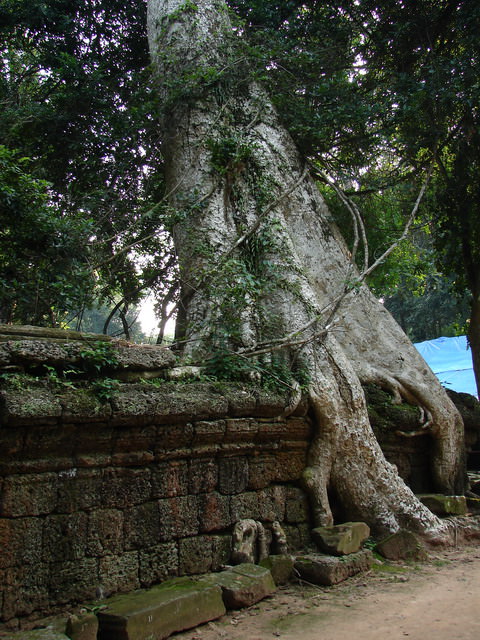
[147, 0, 465, 540]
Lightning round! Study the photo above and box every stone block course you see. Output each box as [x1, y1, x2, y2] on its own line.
[49, 559, 99, 604]
[43, 512, 89, 562]
[1, 473, 58, 517]
[218, 457, 248, 494]
[198, 492, 232, 532]
[151, 461, 189, 498]
[188, 459, 218, 494]
[138, 542, 178, 587]
[86, 508, 124, 556]
[124, 502, 160, 551]
[98, 552, 140, 596]
[0, 373, 313, 623]
[0, 518, 43, 569]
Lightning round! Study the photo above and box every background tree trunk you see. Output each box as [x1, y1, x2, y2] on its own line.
[147, 0, 465, 540]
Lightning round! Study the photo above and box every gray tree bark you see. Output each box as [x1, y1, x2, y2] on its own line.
[147, 0, 465, 540]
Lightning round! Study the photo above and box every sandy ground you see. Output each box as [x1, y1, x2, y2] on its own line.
[174, 545, 480, 640]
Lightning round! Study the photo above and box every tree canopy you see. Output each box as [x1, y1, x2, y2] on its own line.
[0, 0, 176, 333]
[1, 0, 478, 385]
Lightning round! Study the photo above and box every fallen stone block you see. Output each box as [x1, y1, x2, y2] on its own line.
[201, 563, 276, 609]
[311, 522, 370, 556]
[294, 549, 373, 586]
[65, 611, 99, 640]
[96, 577, 226, 640]
[417, 494, 467, 516]
[259, 554, 294, 585]
[376, 529, 428, 561]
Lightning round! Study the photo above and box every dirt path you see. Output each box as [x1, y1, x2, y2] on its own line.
[175, 545, 480, 640]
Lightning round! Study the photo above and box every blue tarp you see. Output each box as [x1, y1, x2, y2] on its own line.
[414, 335, 477, 398]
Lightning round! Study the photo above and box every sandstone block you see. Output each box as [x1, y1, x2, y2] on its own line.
[311, 521, 370, 555]
[218, 457, 248, 495]
[0, 387, 62, 425]
[65, 612, 99, 640]
[376, 529, 428, 561]
[179, 535, 216, 575]
[201, 563, 276, 609]
[294, 549, 373, 585]
[417, 493, 467, 516]
[259, 554, 294, 585]
[97, 577, 225, 640]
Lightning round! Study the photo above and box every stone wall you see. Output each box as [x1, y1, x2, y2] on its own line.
[0, 326, 477, 625]
[0, 378, 312, 623]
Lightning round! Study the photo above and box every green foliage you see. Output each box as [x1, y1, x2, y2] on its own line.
[42, 364, 78, 389]
[79, 341, 120, 373]
[204, 348, 253, 382]
[91, 377, 120, 402]
[384, 275, 470, 343]
[0, 0, 176, 334]
[0, 145, 95, 324]
[207, 135, 255, 176]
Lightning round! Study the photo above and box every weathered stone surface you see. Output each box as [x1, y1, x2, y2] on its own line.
[6, 339, 71, 366]
[179, 535, 217, 575]
[60, 390, 112, 423]
[417, 493, 467, 516]
[0, 518, 43, 569]
[151, 461, 189, 499]
[201, 563, 276, 609]
[86, 508, 124, 556]
[258, 486, 286, 522]
[230, 491, 261, 521]
[218, 457, 249, 495]
[376, 529, 429, 561]
[259, 554, 294, 585]
[49, 559, 98, 604]
[253, 390, 288, 417]
[0, 361, 315, 623]
[294, 549, 373, 586]
[1, 473, 58, 517]
[139, 542, 178, 587]
[0, 326, 176, 373]
[113, 345, 176, 371]
[98, 552, 140, 596]
[158, 496, 199, 542]
[199, 492, 231, 532]
[65, 612, 99, 640]
[0, 324, 109, 342]
[0, 387, 62, 425]
[97, 577, 226, 640]
[311, 521, 370, 556]
[43, 512, 88, 562]
[110, 384, 229, 426]
[285, 487, 310, 523]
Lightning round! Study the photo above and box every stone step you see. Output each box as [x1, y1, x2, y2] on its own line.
[294, 549, 373, 585]
[96, 577, 226, 640]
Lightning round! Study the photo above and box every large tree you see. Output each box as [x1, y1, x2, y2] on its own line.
[147, 0, 466, 541]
